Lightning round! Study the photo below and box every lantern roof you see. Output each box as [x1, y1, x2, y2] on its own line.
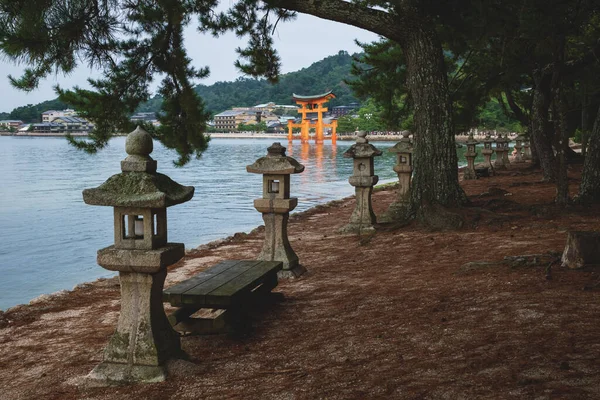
[389, 138, 413, 154]
[344, 143, 383, 158]
[246, 142, 305, 174]
[515, 133, 527, 141]
[466, 133, 479, 145]
[83, 127, 194, 208]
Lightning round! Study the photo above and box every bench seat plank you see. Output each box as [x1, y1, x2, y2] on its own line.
[163, 260, 240, 305]
[205, 262, 282, 307]
[179, 260, 262, 306]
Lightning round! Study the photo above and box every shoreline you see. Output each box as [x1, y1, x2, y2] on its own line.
[3, 131, 522, 142]
[3, 162, 600, 398]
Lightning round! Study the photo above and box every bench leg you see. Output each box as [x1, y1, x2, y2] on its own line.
[174, 310, 235, 335]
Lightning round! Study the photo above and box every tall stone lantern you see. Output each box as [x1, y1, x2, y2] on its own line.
[502, 133, 511, 166]
[463, 132, 479, 180]
[522, 135, 532, 160]
[247, 142, 306, 278]
[494, 133, 506, 170]
[379, 131, 413, 223]
[513, 134, 525, 163]
[481, 132, 495, 175]
[341, 130, 382, 234]
[82, 127, 194, 384]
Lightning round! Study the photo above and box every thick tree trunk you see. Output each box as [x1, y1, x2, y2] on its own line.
[272, 0, 466, 225]
[531, 73, 557, 182]
[404, 25, 467, 216]
[578, 104, 600, 203]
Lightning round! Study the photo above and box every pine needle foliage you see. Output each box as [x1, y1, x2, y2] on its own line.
[0, 0, 219, 165]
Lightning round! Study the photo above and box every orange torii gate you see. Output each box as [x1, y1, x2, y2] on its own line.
[287, 91, 338, 144]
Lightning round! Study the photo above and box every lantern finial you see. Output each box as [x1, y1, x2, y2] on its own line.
[122, 126, 157, 173]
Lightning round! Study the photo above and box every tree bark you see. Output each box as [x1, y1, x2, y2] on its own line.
[578, 104, 600, 203]
[531, 73, 557, 182]
[270, 0, 467, 223]
[404, 24, 467, 213]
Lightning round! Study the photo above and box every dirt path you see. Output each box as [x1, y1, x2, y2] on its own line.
[1, 163, 599, 399]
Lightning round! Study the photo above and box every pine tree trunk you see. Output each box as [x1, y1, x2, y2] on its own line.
[578, 104, 600, 203]
[404, 25, 467, 217]
[531, 73, 557, 182]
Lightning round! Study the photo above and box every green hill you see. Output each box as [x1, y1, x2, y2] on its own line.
[4, 50, 358, 122]
[138, 50, 359, 115]
[0, 98, 69, 123]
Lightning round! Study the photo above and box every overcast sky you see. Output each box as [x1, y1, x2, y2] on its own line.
[0, 14, 379, 113]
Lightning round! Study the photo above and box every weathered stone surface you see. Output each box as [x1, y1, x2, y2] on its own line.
[246, 142, 304, 174]
[85, 269, 182, 385]
[83, 172, 194, 208]
[463, 133, 479, 180]
[253, 198, 298, 214]
[379, 134, 413, 223]
[248, 143, 305, 278]
[257, 213, 304, 277]
[341, 132, 382, 234]
[97, 243, 185, 273]
[83, 126, 194, 208]
[82, 126, 192, 385]
[561, 231, 600, 269]
[343, 142, 383, 159]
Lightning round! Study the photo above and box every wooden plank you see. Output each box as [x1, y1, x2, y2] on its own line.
[204, 261, 282, 307]
[180, 260, 263, 307]
[163, 260, 241, 305]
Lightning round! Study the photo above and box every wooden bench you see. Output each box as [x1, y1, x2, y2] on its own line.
[163, 260, 283, 334]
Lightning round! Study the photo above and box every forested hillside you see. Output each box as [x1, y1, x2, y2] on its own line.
[139, 50, 359, 115]
[4, 51, 358, 121]
[0, 99, 68, 123]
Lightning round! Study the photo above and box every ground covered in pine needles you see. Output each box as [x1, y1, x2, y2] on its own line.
[1, 162, 600, 399]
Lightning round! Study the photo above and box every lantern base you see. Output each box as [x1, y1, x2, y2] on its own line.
[85, 362, 167, 386]
[463, 167, 477, 180]
[378, 201, 410, 223]
[278, 264, 307, 279]
[339, 222, 376, 235]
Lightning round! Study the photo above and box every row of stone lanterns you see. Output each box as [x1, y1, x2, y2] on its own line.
[462, 132, 532, 180]
[83, 127, 531, 385]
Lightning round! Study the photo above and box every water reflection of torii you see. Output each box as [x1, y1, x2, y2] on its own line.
[287, 91, 338, 144]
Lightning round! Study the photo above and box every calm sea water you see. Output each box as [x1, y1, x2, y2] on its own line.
[1, 136, 410, 310]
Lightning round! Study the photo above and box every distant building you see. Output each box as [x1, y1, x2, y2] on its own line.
[51, 116, 93, 133]
[42, 109, 77, 123]
[30, 122, 64, 134]
[253, 102, 298, 114]
[214, 109, 279, 131]
[130, 112, 158, 123]
[330, 103, 360, 117]
[0, 120, 24, 130]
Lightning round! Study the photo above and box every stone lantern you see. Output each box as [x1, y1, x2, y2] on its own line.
[379, 131, 413, 223]
[247, 142, 306, 278]
[82, 127, 194, 384]
[463, 132, 479, 180]
[502, 133, 511, 166]
[494, 133, 506, 170]
[513, 134, 525, 163]
[341, 130, 382, 234]
[523, 135, 532, 160]
[481, 132, 495, 175]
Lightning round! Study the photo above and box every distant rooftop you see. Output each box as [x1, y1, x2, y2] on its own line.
[214, 110, 248, 117]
